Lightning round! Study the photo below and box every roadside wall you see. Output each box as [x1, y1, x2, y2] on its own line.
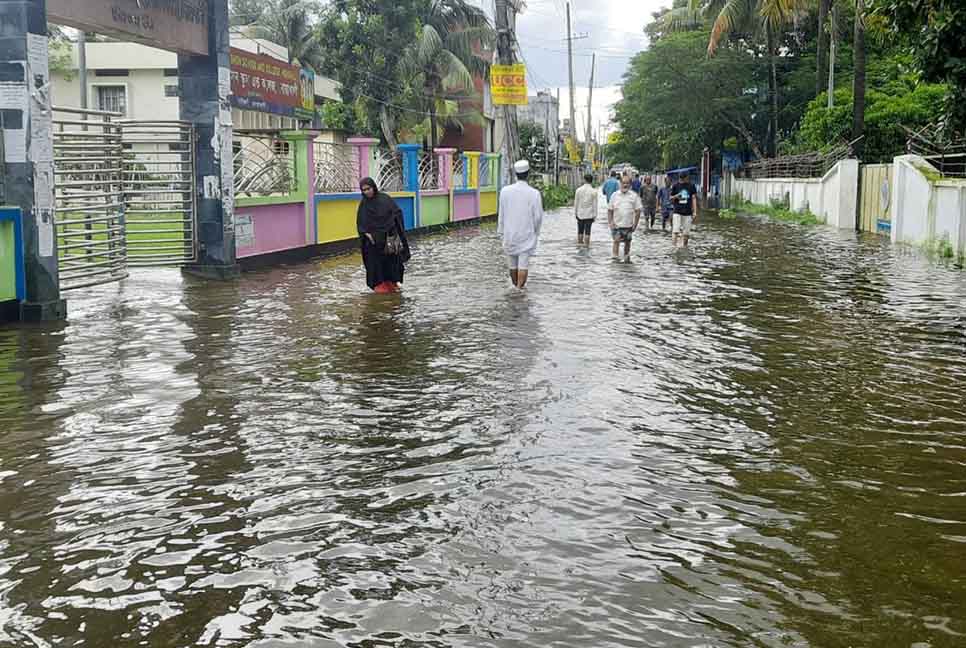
[730, 159, 859, 229]
[891, 155, 966, 261]
[233, 137, 502, 265]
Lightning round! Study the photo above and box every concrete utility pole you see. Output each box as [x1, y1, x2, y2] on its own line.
[555, 87, 561, 184]
[78, 31, 87, 110]
[495, 0, 519, 174]
[584, 52, 595, 169]
[566, 3, 576, 154]
[827, 2, 837, 109]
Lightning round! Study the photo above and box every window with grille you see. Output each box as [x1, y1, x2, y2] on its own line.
[96, 85, 127, 116]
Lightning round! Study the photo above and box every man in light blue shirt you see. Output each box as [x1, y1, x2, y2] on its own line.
[601, 171, 620, 203]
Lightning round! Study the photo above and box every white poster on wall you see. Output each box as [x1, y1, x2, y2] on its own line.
[235, 213, 254, 249]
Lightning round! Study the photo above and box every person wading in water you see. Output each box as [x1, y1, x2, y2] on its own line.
[498, 160, 544, 289]
[357, 177, 411, 293]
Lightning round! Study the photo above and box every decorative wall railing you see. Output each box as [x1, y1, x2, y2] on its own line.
[314, 141, 359, 193]
[418, 152, 439, 190]
[233, 130, 298, 197]
[453, 156, 466, 188]
[479, 157, 492, 188]
[373, 149, 404, 193]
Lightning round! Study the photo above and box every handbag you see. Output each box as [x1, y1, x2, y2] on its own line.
[384, 228, 404, 256]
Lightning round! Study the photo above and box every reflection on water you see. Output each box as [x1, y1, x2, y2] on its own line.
[1, 213, 965, 647]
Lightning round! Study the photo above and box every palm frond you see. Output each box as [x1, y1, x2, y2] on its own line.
[708, 0, 751, 55]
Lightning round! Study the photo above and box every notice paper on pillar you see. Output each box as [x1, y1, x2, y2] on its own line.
[229, 47, 315, 119]
[490, 64, 528, 105]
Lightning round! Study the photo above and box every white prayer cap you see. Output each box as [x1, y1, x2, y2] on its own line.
[513, 159, 530, 174]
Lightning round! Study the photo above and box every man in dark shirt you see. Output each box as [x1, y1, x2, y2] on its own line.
[671, 171, 699, 247]
[639, 175, 658, 229]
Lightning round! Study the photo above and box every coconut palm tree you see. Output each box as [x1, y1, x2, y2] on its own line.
[687, 0, 810, 156]
[232, 0, 324, 71]
[401, 0, 495, 152]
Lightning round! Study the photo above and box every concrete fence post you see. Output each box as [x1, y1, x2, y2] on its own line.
[435, 148, 456, 189]
[397, 144, 421, 192]
[280, 130, 317, 246]
[348, 137, 379, 185]
[465, 152, 482, 190]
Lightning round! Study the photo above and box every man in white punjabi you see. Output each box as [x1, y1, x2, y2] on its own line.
[498, 160, 544, 289]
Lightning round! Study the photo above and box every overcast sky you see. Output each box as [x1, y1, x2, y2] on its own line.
[515, 0, 672, 139]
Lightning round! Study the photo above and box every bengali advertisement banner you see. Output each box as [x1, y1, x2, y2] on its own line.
[230, 47, 315, 119]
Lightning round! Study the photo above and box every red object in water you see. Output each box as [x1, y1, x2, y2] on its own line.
[373, 281, 399, 294]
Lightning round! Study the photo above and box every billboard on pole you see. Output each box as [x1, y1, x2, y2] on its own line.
[491, 64, 528, 105]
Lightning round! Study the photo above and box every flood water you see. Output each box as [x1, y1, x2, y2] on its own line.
[1, 208, 965, 648]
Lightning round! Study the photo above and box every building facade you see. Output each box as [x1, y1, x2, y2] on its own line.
[50, 39, 341, 131]
[517, 91, 559, 145]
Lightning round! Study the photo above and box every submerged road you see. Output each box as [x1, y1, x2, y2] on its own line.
[1, 208, 965, 647]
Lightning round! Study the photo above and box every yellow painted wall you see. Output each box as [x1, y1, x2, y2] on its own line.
[480, 190, 497, 217]
[317, 199, 359, 244]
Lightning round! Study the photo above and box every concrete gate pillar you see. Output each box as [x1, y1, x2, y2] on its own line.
[179, 0, 239, 279]
[0, 0, 66, 322]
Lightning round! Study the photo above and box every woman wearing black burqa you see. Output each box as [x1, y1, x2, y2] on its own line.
[357, 177, 411, 293]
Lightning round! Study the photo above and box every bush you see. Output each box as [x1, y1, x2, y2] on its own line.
[540, 184, 575, 210]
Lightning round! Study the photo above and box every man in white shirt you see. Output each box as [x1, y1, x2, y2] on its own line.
[573, 173, 598, 246]
[607, 175, 642, 260]
[498, 160, 544, 289]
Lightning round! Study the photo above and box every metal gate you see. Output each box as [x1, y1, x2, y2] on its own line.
[53, 106, 128, 290]
[859, 163, 894, 235]
[52, 108, 197, 290]
[120, 121, 197, 266]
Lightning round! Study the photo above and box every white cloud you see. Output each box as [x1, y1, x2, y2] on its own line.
[515, 0, 672, 137]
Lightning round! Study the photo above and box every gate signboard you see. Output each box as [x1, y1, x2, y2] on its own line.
[491, 64, 528, 105]
[229, 48, 315, 119]
[47, 0, 209, 56]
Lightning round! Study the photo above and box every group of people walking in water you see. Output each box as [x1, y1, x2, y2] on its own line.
[355, 161, 699, 292]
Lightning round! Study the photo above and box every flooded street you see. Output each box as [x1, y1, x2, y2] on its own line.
[1, 210, 965, 647]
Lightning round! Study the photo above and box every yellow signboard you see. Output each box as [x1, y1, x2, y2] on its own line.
[491, 64, 528, 105]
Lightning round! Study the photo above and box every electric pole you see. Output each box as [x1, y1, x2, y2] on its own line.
[584, 52, 595, 170]
[566, 2, 576, 155]
[827, 2, 837, 109]
[495, 0, 519, 174]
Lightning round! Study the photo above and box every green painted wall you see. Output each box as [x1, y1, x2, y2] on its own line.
[421, 194, 450, 226]
[0, 221, 15, 301]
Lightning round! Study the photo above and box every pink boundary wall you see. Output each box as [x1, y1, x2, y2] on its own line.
[452, 192, 478, 222]
[235, 201, 307, 259]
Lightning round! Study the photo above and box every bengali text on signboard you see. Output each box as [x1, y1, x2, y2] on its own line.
[47, 0, 208, 56]
[229, 48, 315, 119]
[490, 64, 528, 105]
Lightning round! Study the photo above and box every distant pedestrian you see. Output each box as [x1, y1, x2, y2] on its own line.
[631, 170, 642, 194]
[357, 177, 410, 293]
[671, 171, 699, 247]
[602, 171, 620, 204]
[498, 160, 544, 289]
[640, 175, 658, 229]
[574, 172, 598, 246]
[608, 174, 642, 261]
[657, 176, 673, 231]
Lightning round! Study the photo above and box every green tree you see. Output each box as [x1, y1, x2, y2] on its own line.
[518, 121, 550, 172]
[401, 0, 494, 153]
[229, 0, 324, 71]
[788, 52, 947, 162]
[318, 1, 424, 145]
[614, 30, 769, 169]
[688, 0, 811, 155]
[872, 0, 966, 134]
